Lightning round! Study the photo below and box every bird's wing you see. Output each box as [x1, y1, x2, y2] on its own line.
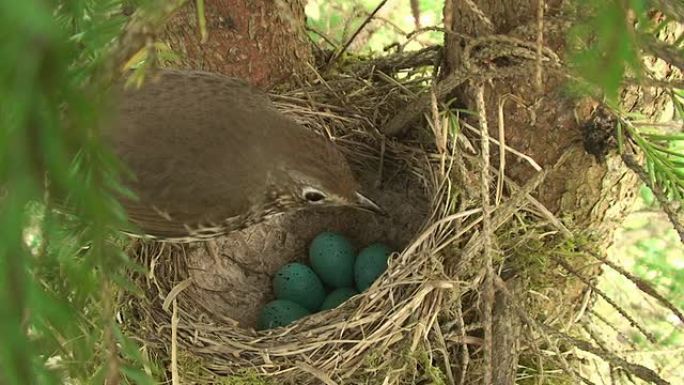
[104, 70, 272, 239]
[118, 197, 195, 239]
[118, 194, 254, 240]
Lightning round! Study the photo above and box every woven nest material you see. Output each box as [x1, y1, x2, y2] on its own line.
[122, 64, 572, 384]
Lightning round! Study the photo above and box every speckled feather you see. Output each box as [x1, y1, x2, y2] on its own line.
[104, 70, 359, 241]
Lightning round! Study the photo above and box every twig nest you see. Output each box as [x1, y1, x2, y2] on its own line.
[123, 76, 456, 384]
[120, 38, 641, 385]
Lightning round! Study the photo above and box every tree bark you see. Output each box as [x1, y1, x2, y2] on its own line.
[442, 0, 657, 238]
[443, 0, 675, 380]
[163, 0, 313, 88]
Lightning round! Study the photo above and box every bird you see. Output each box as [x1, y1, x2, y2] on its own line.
[102, 69, 384, 242]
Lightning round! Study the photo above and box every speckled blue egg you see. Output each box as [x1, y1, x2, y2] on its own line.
[309, 232, 355, 288]
[320, 287, 359, 311]
[273, 262, 325, 311]
[355, 243, 392, 291]
[257, 300, 310, 330]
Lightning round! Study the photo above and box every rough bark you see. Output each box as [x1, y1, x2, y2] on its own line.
[491, 278, 522, 385]
[163, 0, 313, 88]
[442, 0, 664, 238]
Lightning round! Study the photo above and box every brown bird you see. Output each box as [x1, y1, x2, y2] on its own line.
[103, 70, 383, 242]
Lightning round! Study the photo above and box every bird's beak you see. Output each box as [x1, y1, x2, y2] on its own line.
[354, 192, 387, 216]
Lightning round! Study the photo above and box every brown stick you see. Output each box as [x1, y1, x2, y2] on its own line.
[382, 66, 535, 136]
[474, 83, 495, 385]
[554, 256, 658, 344]
[581, 248, 684, 324]
[491, 279, 522, 385]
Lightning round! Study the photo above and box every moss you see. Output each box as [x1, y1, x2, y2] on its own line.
[363, 349, 385, 370]
[357, 345, 448, 385]
[414, 350, 447, 385]
[497, 217, 594, 292]
[218, 370, 271, 385]
[168, 353, 271, 385]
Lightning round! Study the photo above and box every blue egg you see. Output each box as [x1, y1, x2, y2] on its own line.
[257, 300, 310, 330]
[309, 232, 356, 288]
[355, 243, 392, 291]
[320, 287, 359, 311]
[273, 262, 326, 311]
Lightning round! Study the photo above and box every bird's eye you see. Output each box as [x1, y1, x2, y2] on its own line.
[302, 187, 327, 204]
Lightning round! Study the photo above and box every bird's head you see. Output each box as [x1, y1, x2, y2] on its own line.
[267, 131, 385, 216]
[280, 169, 385, 215]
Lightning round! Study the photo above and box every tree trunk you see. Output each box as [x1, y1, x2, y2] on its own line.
[443, 0, 674, 381]
[163, 0, 312, 88]
[442, 0, 666, 242]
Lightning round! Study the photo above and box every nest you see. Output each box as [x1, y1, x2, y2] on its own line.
[122, 49, 589, 384]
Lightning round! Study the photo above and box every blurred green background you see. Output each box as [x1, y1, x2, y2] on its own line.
[592, 186, 684, 383]
[305, 0, 444, 52]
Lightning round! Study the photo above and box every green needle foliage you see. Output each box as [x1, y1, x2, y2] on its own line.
[568, 0, 644, 104]
[0, 1, 159, 384]
[621, 119, 684, 200]
[569, 0, 683, 202]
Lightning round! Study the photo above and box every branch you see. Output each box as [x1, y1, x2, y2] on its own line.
[101, 0, 188, 83]
[382, 65, 539, 136]
[491, 279, 522, 385]
[621, 154, 684, 244]
[554, 256, 658, 344]
[642, 36, 684, 72]
[474, 83, 495, 385]
[495, 277, 671, 385]
[381, 35, 562, 136]
[648, 0, 684, 23]
[345, 45, 442, 77]
[551, 330, 671, 385]
[581, 248, 684, 324]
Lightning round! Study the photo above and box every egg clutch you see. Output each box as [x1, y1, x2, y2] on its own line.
[257, 232, 393, 330]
